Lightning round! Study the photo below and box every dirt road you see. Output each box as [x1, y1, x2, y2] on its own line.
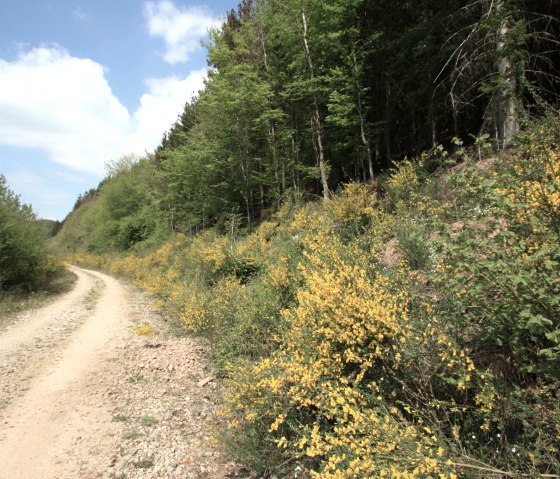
[0, 266, 236, 479]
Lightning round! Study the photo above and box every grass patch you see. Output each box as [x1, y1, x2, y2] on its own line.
[122, 430, 142, 441]
[112, 414, 129, 422]
[132, 458, 154, 469]
[140, 415, 158, 427]
[83, 283, 102, 311]
[127, 373, 147, 384]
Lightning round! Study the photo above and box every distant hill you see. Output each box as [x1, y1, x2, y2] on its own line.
[36, 219, 62, 238]
[47, 193, 101, 255]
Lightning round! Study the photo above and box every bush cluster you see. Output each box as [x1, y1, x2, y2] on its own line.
[72, 116, 559, 478]
[0, 175, 65, 292]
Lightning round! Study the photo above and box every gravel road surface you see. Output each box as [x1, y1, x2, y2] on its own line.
[0, 266, 238, 479]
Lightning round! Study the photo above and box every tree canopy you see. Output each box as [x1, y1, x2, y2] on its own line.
[63, 0, 559, 250]
[0, 175, 57, 291]
[148, 0, 559, 233]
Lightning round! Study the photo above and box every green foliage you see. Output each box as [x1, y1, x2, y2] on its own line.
[96, 157, 162, 251]
[55, 0, 560, 475]
[434, 116, 560, 380]
[72, 117, 560, 476]
[395, 216, 434, 270]
[57, 0, 559, 253]
[0, 175, 64, 292]
[52, 155, 169, 255]
[413, 115, 560, 474]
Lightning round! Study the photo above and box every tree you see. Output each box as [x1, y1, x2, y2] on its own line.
[0, 175, 49, 290]
[437, 0, 560, 148]
[141, 0, 560, 239]
[301, 8, 329, 198]
[92, 157, 164, 251]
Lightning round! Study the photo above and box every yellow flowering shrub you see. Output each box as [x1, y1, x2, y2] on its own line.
[495, 128, 559, 228]
[178, 285, 208, 331]
[384, 159, 422, 210]
[326, 182, 376, 233]
[69, 124, 560, 478]
[266, 254, 291, 290]
[221, 228, 476, 478]
[188, 231, 229, 273]
[134, 322, 156, 337]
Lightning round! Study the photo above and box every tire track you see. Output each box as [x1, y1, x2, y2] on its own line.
[0, 267, 126, 479]
[0, 267, 103, 409]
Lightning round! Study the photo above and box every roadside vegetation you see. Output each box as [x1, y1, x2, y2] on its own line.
[70, 112, 559, 478]
[0, 175, 73, 320]
[0, 272, 76, 320]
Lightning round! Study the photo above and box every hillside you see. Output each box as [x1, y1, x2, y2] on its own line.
[66, 113, 560, 478]
[49, 1, 560, 477]
[48, 194, 101, 255]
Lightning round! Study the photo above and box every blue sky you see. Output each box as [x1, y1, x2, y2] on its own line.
[0, 0, 235, 220]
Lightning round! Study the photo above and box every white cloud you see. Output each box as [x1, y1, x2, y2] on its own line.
[144, 0, 220, 64]
[0, 46, 207, 177]
[132, 69, 207, 149]
[0, 47, 131, 176]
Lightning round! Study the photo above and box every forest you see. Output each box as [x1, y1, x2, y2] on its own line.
[53, 0, 560, 247]
[2, 0, 560, 477]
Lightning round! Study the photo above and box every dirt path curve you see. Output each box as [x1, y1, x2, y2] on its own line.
[0, 266, 237, 479]
[0, 267, 96, 353]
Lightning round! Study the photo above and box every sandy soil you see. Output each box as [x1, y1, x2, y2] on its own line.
[0, 266, 238, 479]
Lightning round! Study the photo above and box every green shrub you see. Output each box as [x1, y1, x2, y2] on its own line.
[0, 175, 62, 291]
[424, 116, 560, 472]
[395, 216, 434, 270]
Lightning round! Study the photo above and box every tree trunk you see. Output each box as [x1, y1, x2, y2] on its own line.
[291, 134, 299, 191]
[495, 0, 518, 149]
[384, 75, 392, 165]
[269, 122, 281, 200]
[240, 159, 251, 228]
[302, 10, 329, 199]
[352, 52, 374, 182]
